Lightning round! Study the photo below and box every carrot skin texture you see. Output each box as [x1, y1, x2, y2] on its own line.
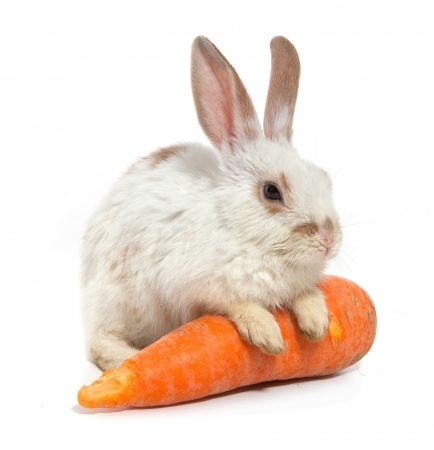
[77, 276, 376, 408]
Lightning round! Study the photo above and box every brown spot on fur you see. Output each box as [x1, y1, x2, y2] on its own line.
[279, 172, 290, 193]
[323, 217, 334, 231]
[294, 223, 319, 237]
[264, 201, 286, 215]
[125, 145, 186, 174]
[148, 145, 186, 168]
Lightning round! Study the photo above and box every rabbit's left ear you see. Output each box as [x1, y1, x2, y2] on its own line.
[264, 36, 300, 142]
[191, 36, 262, 150]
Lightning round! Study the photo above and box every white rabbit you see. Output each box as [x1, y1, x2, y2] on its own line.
[81, 36, 343, 371]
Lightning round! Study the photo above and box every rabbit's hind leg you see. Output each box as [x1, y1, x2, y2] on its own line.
[89, 329, 139, 371]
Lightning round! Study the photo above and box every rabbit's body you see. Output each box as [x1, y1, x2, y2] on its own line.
[82, 37, 343, 370]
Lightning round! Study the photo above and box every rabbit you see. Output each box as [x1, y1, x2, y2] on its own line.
[81, 36, 343, 371]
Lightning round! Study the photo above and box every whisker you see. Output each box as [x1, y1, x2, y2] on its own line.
[333, 254, 354, 276]
[338, 248, 357, 264]
[339, 212, 360, 222]
[339, 221, 378, 229]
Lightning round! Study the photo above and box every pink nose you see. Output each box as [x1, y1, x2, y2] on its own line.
[319, 230, 334, 247]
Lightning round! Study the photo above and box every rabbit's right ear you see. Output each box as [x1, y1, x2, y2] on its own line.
[191, 36, 262, 150]
[264, 37, 300, 142]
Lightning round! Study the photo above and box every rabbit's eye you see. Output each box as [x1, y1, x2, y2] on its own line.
[263, 184, 282, 201]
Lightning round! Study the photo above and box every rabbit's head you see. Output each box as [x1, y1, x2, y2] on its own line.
[191, 36, 342, 269]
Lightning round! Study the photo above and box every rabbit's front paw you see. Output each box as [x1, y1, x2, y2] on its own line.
[292, 289, 329, 341]
[229, 303, 285, 355]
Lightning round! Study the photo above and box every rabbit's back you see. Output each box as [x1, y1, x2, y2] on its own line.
[81, 142, 221, 285]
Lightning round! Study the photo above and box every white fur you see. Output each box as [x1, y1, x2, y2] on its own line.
[81, 37, 343, 370]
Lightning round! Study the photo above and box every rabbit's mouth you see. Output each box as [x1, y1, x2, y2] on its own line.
[322, 244, 336, 260]
[319, 239, 341, 261]
[272, 224, 341, 264]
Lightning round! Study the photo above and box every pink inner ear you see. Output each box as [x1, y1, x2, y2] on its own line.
[199, 62, 236, 142]
[192, 39, 236, 147]
[191, 36, 261, 150]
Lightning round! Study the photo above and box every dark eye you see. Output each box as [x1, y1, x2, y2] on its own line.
[263, 184, 282, 201]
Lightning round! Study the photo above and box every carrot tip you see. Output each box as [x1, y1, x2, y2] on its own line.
[77, 365, 137, 408]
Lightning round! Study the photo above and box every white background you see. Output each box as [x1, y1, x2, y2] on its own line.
[1, 0, 433, 448]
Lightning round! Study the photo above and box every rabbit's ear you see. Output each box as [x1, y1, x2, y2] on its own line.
[191, 36, 262, 150]
[264, 37, 300, 142]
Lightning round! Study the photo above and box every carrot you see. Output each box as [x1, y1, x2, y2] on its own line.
[77, 275, 376, 408]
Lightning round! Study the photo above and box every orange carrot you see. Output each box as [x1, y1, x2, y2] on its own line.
[77, 276, 376, 408]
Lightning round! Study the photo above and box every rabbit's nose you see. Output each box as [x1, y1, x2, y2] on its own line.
[319, 218, 335, 247]
[319, 230, 334, 247]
